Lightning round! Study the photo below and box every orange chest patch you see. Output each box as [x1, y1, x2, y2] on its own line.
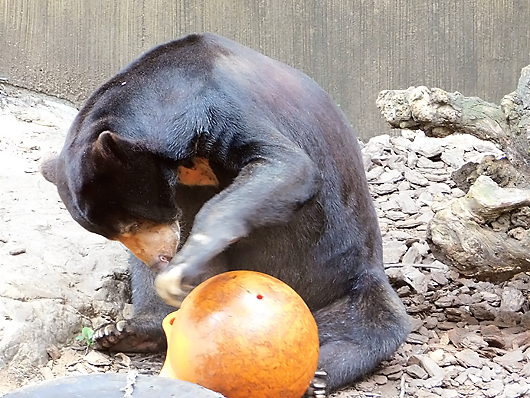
[177, 158, 219, 187]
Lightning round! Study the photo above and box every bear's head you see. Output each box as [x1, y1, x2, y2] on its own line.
[41, 131, 182, 272]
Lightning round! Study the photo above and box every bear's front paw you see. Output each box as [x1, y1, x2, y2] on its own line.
[155, 265, 194, 307]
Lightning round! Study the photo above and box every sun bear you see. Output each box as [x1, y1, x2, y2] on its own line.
[41, 33, 409, 396]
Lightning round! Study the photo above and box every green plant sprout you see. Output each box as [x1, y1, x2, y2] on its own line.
[76, 326, 94, 346]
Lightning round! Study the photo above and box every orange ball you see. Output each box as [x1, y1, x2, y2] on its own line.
[159, 270, 319, 398]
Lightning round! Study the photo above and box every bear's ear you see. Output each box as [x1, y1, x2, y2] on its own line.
[92, 131, 136, 165]
[40, 155, 59, 185]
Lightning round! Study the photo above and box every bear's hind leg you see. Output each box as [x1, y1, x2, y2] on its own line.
[312, 272, 410, 393]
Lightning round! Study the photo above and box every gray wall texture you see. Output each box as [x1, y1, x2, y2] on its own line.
[1, 0, 530, 140]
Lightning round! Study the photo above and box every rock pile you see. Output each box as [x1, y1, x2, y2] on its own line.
[337, 131, 530, 398]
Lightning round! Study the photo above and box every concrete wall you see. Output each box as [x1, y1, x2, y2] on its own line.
[1, 0, 529, 140]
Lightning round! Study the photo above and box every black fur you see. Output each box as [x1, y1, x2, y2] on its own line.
[42, 33, 409, 393]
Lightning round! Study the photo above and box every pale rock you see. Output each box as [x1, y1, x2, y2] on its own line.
[416, 208, 435, 224]
[84, 350, 112, 366]
[480, 365, 494, 382]
[443, 133, 479, 151]
[407, 150, 419, 168]
[484, 379, 505, 397]
[410, 134, 444, 158]
[428, 349, 445, 364]
[366, 165, 385, 181]
[441, 147, 465, 168]
[406, 364, 428, 379]
[417, 190, 434, 206]
[402, 245, 421, 264]
[401, 264, 429, 293]
[417, 156, 446, 169]
[386, 210, 407, 221]
[460, 332, 488, 350]
[372, 183, 398, 195]
[401, 129, 417, 140]
[494, 350, 524, 372]
[473, 140, 502, 154]
[39, 366, 54, 380]
[503, 382, 530, 398]
[451, 187, 466, 198]
[418, 354, 446, 379]
[396, 191, 420, 214]
[427, 182, 452, 194]
[500, 287, 525, 312]
[383, 240, 408, 264]
[390, 135, 412, 148]
[379, 197, 400, 211]
[397, 180, 411, 191]
[423, 173, 448, 182]
[455, 349, 482, 368]
[404, 169, 430, 186]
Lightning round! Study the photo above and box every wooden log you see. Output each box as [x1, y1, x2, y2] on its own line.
[427, 176, 530, 282]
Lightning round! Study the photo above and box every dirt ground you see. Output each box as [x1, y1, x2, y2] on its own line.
[1, 84, 529, 398]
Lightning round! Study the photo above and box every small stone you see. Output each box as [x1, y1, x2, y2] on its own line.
[396, 191, 420, 214]
[405, 169, 430, 186]
[395, 218, 424, 228]
[378, 363, 403, 376]
[402, 245, 421, 264]
[366, 165, 385, 181]
[417, 156, 445, 169]
[372, 183, 398, 195]
[424, 316, 438, 330]
[406, 364, 428, 379]
[503, 383, 530, 398]
[441, 147, 465, 168]
[470, 303, 496, 321]
[437, 321, 457, 331]
[390, 135, 412, 150]
[383, 240, 408, 264]
[419, 355, 446, 379]
[373, 375, 387, 385]
[434, 296, 454, 308]
[401, 264, 429, 293]
[427, 182, 452, 194]
[500, 287, 525, 312]
[114, 352, 131, 368]
[473, 140, 501, 154]
[521, 362, 530, 377]
[430, 270, 449, 286]
[386, 210, 407, 221]
[407, 332, 429, 344]
[480, 366, 494, 382]
[46, 345, 61, 361]
[410, 135, 444, 158]
[423, 173, 448, 182]
[455, 349, 482, 368]
[409, 317, 424, 332]
[39, 367, 54, 380]
[485, 379, 505, 397]
[9, 247, 26, 256]
[460, 332, 488, 350]
[375, 169, 403, 184]
[494, 350, 524, 372]
[84, 350, 112, 366]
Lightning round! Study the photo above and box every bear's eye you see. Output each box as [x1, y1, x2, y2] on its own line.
[127, 223, 140, 233]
